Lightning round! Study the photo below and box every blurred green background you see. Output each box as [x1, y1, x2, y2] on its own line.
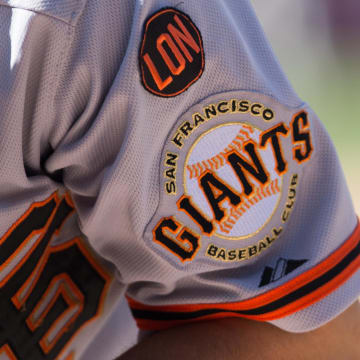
[252, 0, 360, 214]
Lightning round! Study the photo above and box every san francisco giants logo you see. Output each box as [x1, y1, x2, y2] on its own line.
[153, 110, 313, 262]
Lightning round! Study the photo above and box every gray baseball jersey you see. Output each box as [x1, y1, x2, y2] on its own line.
[0, 0, 359, 359]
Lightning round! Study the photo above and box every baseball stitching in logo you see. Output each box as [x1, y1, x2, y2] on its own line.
[183, 122, 282, 240]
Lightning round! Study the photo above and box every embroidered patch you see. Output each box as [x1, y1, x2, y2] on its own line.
[145, 92, 314, 264]
[139, 8, 204, 97]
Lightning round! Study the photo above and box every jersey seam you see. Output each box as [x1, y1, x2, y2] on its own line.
[46, 16, 77, 154]
[0, 1, 86, 27]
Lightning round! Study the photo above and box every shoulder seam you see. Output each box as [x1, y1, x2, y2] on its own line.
[0, 0, 87, 27]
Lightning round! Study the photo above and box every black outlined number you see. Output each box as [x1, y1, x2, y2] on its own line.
[0, 194, 110, 359]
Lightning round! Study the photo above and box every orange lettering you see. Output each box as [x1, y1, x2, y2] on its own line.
[168, 15, 200, 62]
[157, 33, 186, 75]
[142, 53, 173, 90]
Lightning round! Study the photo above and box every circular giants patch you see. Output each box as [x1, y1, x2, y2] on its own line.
[139, 8, 205, 97]
[145, 91, 314, 264]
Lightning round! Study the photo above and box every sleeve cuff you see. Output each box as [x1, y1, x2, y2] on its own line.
[127, 220, 360, 331]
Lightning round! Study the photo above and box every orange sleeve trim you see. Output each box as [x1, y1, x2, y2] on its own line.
[128, 220, 360, 330]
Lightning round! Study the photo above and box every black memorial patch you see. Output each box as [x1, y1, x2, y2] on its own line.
[139, 8, 204, 97]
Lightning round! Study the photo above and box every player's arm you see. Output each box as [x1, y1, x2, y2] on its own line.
[119, 2, 360, 358]
[119, 300, 360, 360]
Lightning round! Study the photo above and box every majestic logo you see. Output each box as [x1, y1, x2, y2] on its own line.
[259, 258, 308, 287]
[139, 8, 205, 97]
[146, 92, 314, 264]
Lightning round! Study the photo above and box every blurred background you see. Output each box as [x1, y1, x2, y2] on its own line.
[252, 0, 360, 214]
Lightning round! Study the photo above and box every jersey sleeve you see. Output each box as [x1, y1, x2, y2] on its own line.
[123, 1, 359, 333]
[10, 0, 358, 340]
[41, 0, 360, 335]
